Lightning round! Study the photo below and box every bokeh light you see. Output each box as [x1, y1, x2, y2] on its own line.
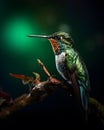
[2, 15, 41, 54]
[0, 0, 104, 129]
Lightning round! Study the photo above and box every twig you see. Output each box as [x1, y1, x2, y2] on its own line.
[37, 59, 51, 77]
[0, 59, 68, 119]
[0, 59, 104, 128]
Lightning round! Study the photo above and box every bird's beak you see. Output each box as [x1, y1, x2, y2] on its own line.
[27, 34, 59, 54]
[27, 34, 50, 39]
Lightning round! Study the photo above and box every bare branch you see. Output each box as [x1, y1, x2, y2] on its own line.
[0, 59, 69, 119]
[0, 58, 104, 128]
[37, 59, 51, 77]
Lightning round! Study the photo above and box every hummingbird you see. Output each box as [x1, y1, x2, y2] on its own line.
[27, 32, 90, 114]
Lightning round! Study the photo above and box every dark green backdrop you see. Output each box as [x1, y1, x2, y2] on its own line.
[0, 0, 104, 129]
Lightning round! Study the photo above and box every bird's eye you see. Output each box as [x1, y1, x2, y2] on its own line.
[60, 36, 62, 40]
[55, 36, 61, 40]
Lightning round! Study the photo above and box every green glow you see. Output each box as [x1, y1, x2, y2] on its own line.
[3, 15, 41, 54]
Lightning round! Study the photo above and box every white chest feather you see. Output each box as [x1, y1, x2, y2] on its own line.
[55, 52, 66, 78]
[55, 52, 72, 85]
[55, 52, 65, 67]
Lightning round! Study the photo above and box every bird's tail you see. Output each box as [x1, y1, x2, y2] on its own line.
[79, 86, 88, 111]
[79, 86, 89, 121]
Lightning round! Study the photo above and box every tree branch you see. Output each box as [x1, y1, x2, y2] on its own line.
[0, 59, 70, 119]
[0, 59, 104, 128]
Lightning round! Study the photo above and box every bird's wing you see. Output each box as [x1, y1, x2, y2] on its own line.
[71, 72, 88, 110]
[65, 52, 89, 112]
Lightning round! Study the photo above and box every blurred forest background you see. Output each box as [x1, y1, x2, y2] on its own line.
[0, 0, 104, 129]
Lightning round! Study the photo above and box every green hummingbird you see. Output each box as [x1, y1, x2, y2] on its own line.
[27, 32, 90, 113]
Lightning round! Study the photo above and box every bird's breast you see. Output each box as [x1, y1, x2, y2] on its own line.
[55, 52, 65, 69]
[55, 52, 67, 79]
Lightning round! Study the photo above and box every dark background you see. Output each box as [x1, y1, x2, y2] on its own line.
[0, 0, 104, 129]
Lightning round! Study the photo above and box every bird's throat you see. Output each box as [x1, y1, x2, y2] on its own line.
[49, 38, 60, 54]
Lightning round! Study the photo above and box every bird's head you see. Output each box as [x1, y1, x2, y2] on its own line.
[27, 32, 74, 55]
